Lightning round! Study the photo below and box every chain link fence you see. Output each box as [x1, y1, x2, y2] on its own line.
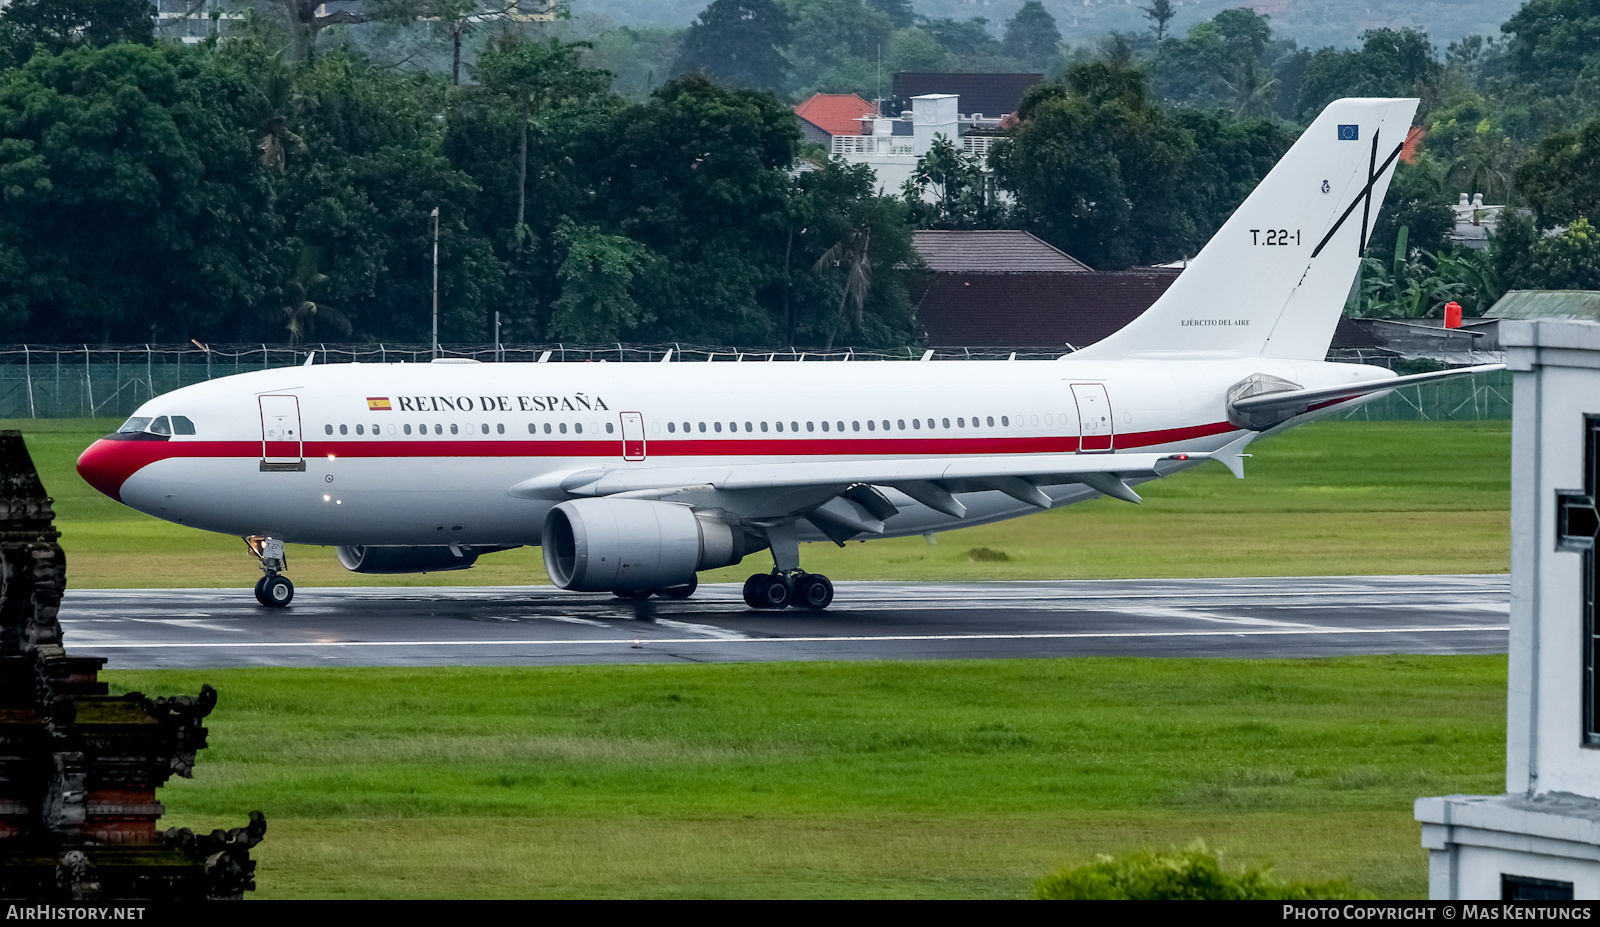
[0, 343, 1512, 421]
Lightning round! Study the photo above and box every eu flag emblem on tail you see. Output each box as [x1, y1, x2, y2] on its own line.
[367, 397, 392, 411]
[1338, 124, 1360, 141]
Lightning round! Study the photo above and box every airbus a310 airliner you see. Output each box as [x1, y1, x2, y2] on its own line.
[77, 97, 1498, 610]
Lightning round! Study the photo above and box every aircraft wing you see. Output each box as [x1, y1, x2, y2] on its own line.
[509, 432, 1257, 517]
[1231, 363, 1505, 420]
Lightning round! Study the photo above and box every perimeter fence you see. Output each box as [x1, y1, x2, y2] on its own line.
[0, 343, 1512, 422]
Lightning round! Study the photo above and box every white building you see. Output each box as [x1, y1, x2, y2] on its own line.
[1416, 318, 1600, 900]
[828, 93, 1006, 197]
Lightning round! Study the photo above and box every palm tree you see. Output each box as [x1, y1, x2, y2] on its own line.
[814, 226, 873, 352]
[249, 51, 310, 172]
[280, 246, 351, 344]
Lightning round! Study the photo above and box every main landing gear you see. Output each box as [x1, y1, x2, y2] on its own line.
[742, 571, 833, 610]
[244, 536, 294, 608]
[741, 520, 833, 610]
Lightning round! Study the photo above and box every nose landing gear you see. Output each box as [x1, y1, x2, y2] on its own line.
[244, 536, 294, 608]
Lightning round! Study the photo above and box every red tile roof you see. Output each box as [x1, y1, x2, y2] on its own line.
[1400, 125, 1426, 164]
[794, 93, 877, 138]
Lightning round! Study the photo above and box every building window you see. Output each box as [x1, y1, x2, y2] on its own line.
[1502, 874, 1574, 901]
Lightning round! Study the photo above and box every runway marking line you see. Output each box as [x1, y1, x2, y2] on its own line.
[73, 625, 1508, 649]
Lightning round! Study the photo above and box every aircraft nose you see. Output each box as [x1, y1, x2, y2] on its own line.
[77, 438, 140, 502]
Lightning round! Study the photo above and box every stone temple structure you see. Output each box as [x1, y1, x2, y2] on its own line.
[0, 431, 263, 900]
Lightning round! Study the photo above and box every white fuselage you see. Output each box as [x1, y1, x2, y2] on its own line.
[78, 355, 1392, 549]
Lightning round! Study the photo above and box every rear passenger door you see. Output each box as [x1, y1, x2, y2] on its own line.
[1071, 384, 1114, 453]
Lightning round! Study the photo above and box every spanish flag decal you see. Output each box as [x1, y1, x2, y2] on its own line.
[367, 397, 392, 411]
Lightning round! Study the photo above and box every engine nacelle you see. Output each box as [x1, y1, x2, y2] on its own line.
[337, 544, 481, 574]
[542, 499, 761, 592]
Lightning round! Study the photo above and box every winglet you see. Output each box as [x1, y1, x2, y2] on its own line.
[1213, 432, 1257, 479]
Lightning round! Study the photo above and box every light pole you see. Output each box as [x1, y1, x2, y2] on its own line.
[431, 206, 440, 359]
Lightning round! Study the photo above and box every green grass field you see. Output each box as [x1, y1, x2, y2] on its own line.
[15, 417, 1510, 588]
[116, 656, 1506, 899]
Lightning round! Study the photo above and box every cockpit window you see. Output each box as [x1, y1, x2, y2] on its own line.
[148, 416, 173, 436]
[171, 416, 196, 435]
[118, 417, 153, 434]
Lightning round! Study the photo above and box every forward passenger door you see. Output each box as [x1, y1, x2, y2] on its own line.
[259, 395, 305, 471]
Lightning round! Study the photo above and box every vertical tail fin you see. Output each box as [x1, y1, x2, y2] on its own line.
[1070, 98, 1420, 361]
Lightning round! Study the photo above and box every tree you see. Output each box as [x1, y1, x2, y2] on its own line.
[784, 0, 892, 99]
[919, 17, 1007, 65]
[1516, 117, 1600, 228]
[574, 75, 801, 343]
[1002, 2, 1061, 69]
[380, 0, 568, 86]
[472, 36, 611, 246]
[278, 50, 503, 341]
[268, 0, 373, 63]
[1502, 0, 1600, 100]
[672, 0, 791, 92]
[0, 0, 152, 65]
[994, 62, 1197, 268]
[0, 43, 280, 341]
[278, 244, 351, 343]
[902, 136, 995, 229]
[1143, 0, 1177, 43]
[863, 0, 912, 29]
[1295, 28, 1446, 121]
[548, 222, 654, 340]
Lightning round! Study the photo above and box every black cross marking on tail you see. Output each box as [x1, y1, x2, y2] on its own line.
[1309, 128, 1407, 259]
[1558, 416, 1600, 744]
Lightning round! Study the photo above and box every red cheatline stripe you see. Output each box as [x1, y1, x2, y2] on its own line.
[81, 419, 1256, 499]
[102, 421, 1240, 463]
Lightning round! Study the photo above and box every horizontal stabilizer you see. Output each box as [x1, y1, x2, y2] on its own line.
[1230, 363, 1505, 421]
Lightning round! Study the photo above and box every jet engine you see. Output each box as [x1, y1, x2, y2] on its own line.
[542, 499, 763, 592]
[337, 544, 483, 574]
